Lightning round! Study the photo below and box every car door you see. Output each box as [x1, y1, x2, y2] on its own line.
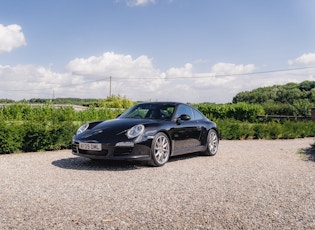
[171, 105, 202, 155]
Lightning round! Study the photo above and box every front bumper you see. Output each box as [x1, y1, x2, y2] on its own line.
[71, 140, 152, 161]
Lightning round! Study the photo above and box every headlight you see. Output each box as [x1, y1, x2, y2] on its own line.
[127, 124, 144, 139]
[76, 123, 89, 135]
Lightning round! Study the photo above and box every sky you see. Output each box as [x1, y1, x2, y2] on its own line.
[0, 0, 315, 103]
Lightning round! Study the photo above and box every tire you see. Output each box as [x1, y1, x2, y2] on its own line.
[150, 132, 170, 167]
[204, 129, 219, 156]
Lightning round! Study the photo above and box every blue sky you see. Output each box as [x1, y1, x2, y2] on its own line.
[1, 0, 315, 103]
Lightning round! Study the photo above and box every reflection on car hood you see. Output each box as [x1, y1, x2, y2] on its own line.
[95, 118, 146, 130]
[92, 118, 164, 133]
[75, 118, 165, 141]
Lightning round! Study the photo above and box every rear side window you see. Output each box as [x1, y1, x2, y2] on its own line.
[176, 105, 194, 120]
[193, 108, 205, 120]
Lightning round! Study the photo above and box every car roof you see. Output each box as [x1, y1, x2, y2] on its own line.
[137, 101, 185, 106]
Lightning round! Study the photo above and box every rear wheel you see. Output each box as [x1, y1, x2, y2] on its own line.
[150, 132, 170, 167]
[204, 129, 219, 156]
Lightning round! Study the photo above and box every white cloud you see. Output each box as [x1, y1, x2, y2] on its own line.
[0, 64, 74, 99]
[166, 63, 193, 78]
[210, 62, 256, 75]
[126, 0, 155, 7]
[67, 52, 158, 78]
[288, 53, 315, 65]
[66, 52, 166, 99]
[0, 24, 26, 54]
[1, 52, 314, 103]
[193, 62, 256, 88]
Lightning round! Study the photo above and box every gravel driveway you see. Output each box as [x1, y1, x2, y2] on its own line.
[1, 138, 315, 229]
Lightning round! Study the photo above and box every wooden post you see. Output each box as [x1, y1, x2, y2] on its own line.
[312, 108, 315, 122]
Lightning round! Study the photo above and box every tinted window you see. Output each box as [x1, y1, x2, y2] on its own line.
[176, 105, 194, 120]
[193, 108, 205, 120]
[120, 103, 175, 120]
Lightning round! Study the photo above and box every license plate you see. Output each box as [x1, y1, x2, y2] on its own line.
[79, 143, 102, 151]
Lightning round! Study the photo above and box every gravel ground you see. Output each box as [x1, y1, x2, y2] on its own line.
[0, 138, 315, 229]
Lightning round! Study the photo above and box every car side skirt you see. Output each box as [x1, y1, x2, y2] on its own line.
[171, 145, 206, 156]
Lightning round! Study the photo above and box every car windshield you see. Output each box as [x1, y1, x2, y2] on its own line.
[119, 103, 175, 120]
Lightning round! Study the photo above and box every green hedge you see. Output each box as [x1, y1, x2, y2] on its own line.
[1, 103, 315, 154]
[0, 121, 78, 154]
[0, 103, 123, 123]
[216, 119, 315, 140]
[194, 103, 264, 122]
[0, 121, 23, 154]
[0, 103, 122, 154]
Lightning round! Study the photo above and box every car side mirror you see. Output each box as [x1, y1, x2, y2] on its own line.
[176, 114, 191, 124]
[116, 114, 121, 118]
[180, 114, 191, 121]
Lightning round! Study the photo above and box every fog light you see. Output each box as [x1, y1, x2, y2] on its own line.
[115, 142, 135, 147]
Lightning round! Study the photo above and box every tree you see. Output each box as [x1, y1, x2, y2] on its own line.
[97, 95, 134, 108]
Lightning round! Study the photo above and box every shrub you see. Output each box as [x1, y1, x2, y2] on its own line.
[21, 122, 50, 152]
[46, 122, 77, 150]
[216, 119, 254, 140]
[262, 102, 297, 116]
[216, 119, 315, 140]
[18, 121, 79, 152]
[267, 122, 282, 139]
[252, 124, 269, 139]
[97, 95, 134, 108]
[195, 103, 264, 122]
[0, 122, 23, 154]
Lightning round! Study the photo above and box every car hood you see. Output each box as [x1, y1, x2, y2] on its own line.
[96, 118, 146, 131]
[75, 118, 160, 141]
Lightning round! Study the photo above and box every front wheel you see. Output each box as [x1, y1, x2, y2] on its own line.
[150, 132, 170, 167]
[203, 129, 219, 156]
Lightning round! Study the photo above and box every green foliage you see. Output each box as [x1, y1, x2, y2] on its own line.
[47, 122, 78, 150]
[21, 122, 50, 152]
[0, 99, 15, 103]
[1, 96, 315, 154]
[0, 121, 23, 154]
[0, 103, 123, 154]
[217, 119, 315, 140]
[0, 121, 79, 154]
[261, 102, 297, 116]
[233, 80, 315, 116]
[293, 99, 312, 116]
[75, 107, 123, 123]
[216, 119, 254, 140]
[25, 98, 99, 106]
[195, 103, 264, 122]
[280, 120, 315, 139]
[0, 102, 123, 123]
[0, 103, 75, 122]
[97, 95, 134, 108]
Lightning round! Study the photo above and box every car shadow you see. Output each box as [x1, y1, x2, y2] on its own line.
[301, 145, 315, 162]
[52, 152, 201, 171]
[168, 152, 200, 163]
[51, 157, 146, 171]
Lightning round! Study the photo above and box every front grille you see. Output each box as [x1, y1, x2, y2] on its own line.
[79, 149, 109, 156]
[114, 147, 133, 156]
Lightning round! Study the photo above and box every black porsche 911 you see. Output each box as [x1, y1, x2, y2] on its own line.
[72, 102, 219, 166]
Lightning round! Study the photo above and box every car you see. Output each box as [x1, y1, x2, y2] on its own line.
[72, 102, 219, 166]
